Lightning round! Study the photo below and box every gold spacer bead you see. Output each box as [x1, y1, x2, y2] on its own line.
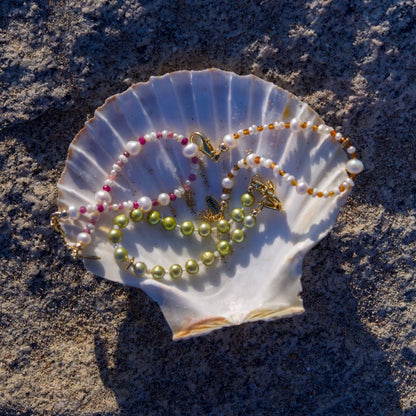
[285, 122, 290, 129]
[313, 125, 319, 131]
[243, 129, 250, 135]
[301, 122, 307, 128]
[233, 133, 240, 139]
[317, 192, 324, 198]
[339, 185, 346, 192]
[330, 130, 337, 137]
[329, 191, 335, 197]
[270, 162, 276, 169]
[257, 125, 263, 131]
[279, 169, 285, 176]
[268, 123, 275, 130]
[307, 188, 314, 195]
[291, 179, 298, 186]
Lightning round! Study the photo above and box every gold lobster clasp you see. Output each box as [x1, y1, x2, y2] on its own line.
[190, 132, 221, 162]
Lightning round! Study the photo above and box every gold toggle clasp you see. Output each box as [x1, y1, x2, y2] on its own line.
[249, 175, 283, 212]
[190, 132, 221, 162]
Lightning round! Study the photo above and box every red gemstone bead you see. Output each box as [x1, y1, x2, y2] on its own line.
[90, 218, 97, 225]
[191, 156, 199, 164]
[181, 137, 188, 145]
[103, 185, 111, 192]
[123, 152, 130, 158]
[169, 193, 176, 201]
[84, 228, 91, 234]
[80, 206, 87, 214]
[152, 199, 158, 206]
[167, 131, 174, 138]
[133, 201, 139, 209]
[156, 131, 163, 138]
[139, 137, 146, 145]
[118, 203, 124, 210]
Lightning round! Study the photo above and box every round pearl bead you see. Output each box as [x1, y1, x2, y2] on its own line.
[201, 251, 215, 266]
[169, 264, 183, 279]
[222, 177, 234, 189]
[223, 134, 236, 148]
[114, 214, 129, 228]
[290, 118, 300, 132]
[246, 153, 258, 168]
[296, 181, 308, 194]
[108, 229, 122, 243]
[162, 216, 176, 231]
[68, 206, 79, 219]
[217, 219, 230, 233]
[243, 215, 256, 228]
[126, 141, 141, 156]
[185, 259, 199, 275]
[182, 143, 199, 158]
[95, 190, 112, 204]
[157, 193, 170, 206]
[130, 208, 144, 222]
[77, 232, 91, 246]
[151, 265, 165, 280]
[138, 196, 152, 212]
[147, 211, 161, 225]
[114, 247, 128, 262]
[134, 262, 147, 277]
[217, 240, 231, 256]
[346, 159, 364, 174]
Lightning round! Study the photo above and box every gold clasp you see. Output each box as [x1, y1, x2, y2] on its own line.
[249, 175, 283, 212]
[190, 132, 221, 162]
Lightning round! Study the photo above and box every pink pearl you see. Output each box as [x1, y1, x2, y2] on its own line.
[167, 131, 173, 138]
[139, 137, 146, 145]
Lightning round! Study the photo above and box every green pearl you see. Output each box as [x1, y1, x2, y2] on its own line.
[114, 247, 128, 262]
[217, 219, 230, 233]
[147, 211, 161, 225]
[217, 240, 231, 256]
[198, 222, 212, 237]
[201, 251, 215, 266]
[241, 192, 255, 207]
[185, 259, 199, 274]
[151, 265, 165, 279]
[108, 228, 122, 243]
[243, 215, 256, 228]
[130, 208, 144, 222]
[163, 216, 177, 231]
[232, 229, 245, 243]
[169, 264, 183, 279]
[231, 208, 245, 222]
[133, 262, 147, 277]
[114, 214, 129, 228]
[180, 221, 194, 236]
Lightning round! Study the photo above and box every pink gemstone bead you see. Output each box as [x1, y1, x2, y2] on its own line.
[167, 131, 174, 138]
[116, 160, 124, 167]
[156, 131, 163, 139]
[90, 218, 97, 225]
[133, 201, 139, 209]
[189, 173, 196, 181]
[108, 174, 116, 181]
[183, 184, 191, 191]
[84, 228, 91, 234]
[152, 199, 158, 206]
[169, 193, 176, 201]
[79, 206, 87, 214]
[97, 204, 104, 213]
[191, 156, 199, 164]
[118, 203, 124, 210]
[181, 137, 188, 145]
[123, 152, 130, 158]
[139, 137, 146, 145]
[103, 185, 111, 192]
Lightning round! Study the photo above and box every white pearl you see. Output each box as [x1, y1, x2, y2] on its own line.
[185, 179, 191, 186]
[68, 206, 79, 219]
[86, 223, 95, 231]
[110, 169, 117, 176]
[290, 118, 299, 132]
[183, 143, 199, 158]
[334, 188, 341, 195]
[150, 131, 157, 140]
[126, 141, 141, 156]
[335, 132, 342, 141]
[221, 193, 230, 200]
[222, 177, 234, 189]
[347, 146, 356, 154]
[103, 203, 109, 212]
[177, 134, 183, 141]
[139, 196, 152, 212]
[296, 181, 308, 194]
[273, 165, 281, 175]
[223, 134, 236, 148]
[77, 232, 91, 246]
[112, 204, 119, 211]
[346, 159, 364, 174]
[346, 178, 355, 187]
[237, 129, 244, 136]
[127, 201, 133, 209]
[104, 179, 113, 186]
[174, 189, 182, 198]
[87, 204, 95, 213]
[237, 159, 246, 169]
[278, 121, 285, 130]
[248, 126, 255, 134]
[274, 121, 279, 129]
[158, 193, 170, 206]
[112, 164, 121, 173]
[259, 157, 266, 165]
[306, 120, 313, 129]
[246, 153, 258, 167]
[95, 190, 112, 204]
[323, 191, 329, 198]
[162, 130, 168, 138]
[317, 125, 325, 134]
[119, 155, 128, 164]
[263, 158, 273, 168]
[283, 173, 290, 181]
[144, 133, 152, 141]
[178, 186, 185, 194]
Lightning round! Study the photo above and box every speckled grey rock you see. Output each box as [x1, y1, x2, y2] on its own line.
[1, 0, 415, 415]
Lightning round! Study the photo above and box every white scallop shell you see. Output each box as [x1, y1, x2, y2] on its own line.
[57, 69, 355, 339]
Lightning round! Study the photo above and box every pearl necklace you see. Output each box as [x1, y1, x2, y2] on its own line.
[51, 118, 363, 261]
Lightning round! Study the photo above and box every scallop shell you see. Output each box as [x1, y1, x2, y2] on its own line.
[57, 69, 358, 339]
